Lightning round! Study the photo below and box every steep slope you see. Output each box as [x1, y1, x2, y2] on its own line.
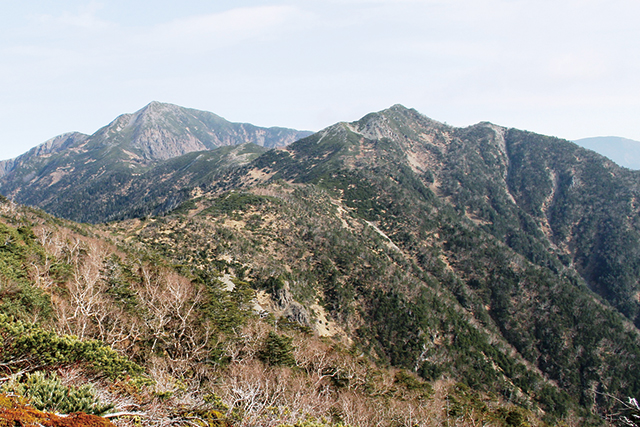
[0, 132, 89, 177]
[505, 131, 640, 323]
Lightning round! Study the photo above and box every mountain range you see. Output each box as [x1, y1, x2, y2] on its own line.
[1, 102, 640, 426]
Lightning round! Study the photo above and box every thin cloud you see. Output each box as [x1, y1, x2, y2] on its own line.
[546, 52, 610, 80]
[145, 6, 306, 49]
[33, 2, 113, 30]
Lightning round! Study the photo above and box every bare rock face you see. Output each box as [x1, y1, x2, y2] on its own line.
[275, 286, 293, 310]
[132, 127, 208, 161]
[275, 287, 310, 326]
[284, 303, 310, 326]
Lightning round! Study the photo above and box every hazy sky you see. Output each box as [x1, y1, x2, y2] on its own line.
[1, 0, 639, 160]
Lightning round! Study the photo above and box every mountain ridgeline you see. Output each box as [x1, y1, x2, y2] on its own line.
[1, 103, 640, 425]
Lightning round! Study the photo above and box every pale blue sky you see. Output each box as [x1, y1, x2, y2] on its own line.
[1, 0, 639, 159]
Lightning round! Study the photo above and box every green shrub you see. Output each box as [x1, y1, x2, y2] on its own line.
[394, 370, 433, 398]
[0, 314, 143, 380]
[259, 331, 296, 367]
[1, 371, 114, 416]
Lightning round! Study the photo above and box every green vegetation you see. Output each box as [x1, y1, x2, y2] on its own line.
[1, 371, 114, 416]
[259, 331, 296, 367]
[202, 192, 279, 217]
[0, 221, 52, 322]
[0, 314, 142, 379]
[506, 129, 640, 326]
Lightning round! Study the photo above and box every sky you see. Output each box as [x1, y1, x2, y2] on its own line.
[1, 0, 639, 160]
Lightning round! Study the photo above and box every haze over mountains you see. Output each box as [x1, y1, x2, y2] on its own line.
[574, 136, 640, 170]
[1, 102, 640, 426]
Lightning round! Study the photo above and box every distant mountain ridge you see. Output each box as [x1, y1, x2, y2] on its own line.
[89, 101, 312, 162]
[0, 101, 310, 175]
[0, 132, 88, 178]
[574, 136, 640, 170]
[0, 102, 311, 220]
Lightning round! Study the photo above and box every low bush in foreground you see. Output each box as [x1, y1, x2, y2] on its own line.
[0, 393, 115, 427]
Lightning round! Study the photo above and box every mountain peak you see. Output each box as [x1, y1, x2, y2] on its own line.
[344, 104, 445, 143]
[388, 103, 411, 112]
[131, 101, 198, 128]
[145, 100, 165, 108]
[84, 102, 308, 162]
[138, 100, 184, 116]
